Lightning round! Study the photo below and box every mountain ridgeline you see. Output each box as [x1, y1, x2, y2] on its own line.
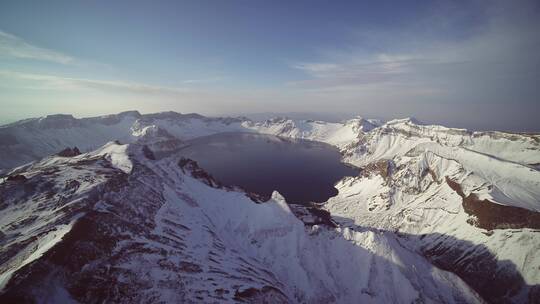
[0, 111, 539, 303]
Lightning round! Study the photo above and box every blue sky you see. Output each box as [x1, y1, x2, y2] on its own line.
[0, 0, 539, 131]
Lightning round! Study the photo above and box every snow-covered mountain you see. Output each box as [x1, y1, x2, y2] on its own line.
[0, 111, 378, 172]
[0, 111, 539, 303]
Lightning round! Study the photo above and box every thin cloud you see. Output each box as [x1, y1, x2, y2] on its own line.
[291, 55, 425, 88]
[182, 77, 225, 84]
[289, 0, 540, 104]
[0, 70, 189, 95]
[0, 30, 74, 64]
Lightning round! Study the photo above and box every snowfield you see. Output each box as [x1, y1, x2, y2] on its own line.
[0, 111, 539, 303]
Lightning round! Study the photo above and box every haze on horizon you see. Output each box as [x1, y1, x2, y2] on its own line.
[0, 0, 539, 132]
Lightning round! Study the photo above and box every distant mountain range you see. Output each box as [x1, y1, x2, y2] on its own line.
[0, 111, 539, 303]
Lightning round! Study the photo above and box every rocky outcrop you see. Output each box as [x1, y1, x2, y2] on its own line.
[178, 157, 222, 188]
[57, 147, 81, 157]
[234, 286, 289, 303]
[446, 177, 540, 230]
[5, 174, 26, 182]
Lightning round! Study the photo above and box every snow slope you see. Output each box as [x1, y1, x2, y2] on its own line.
[0, 111, 539, 303]
[0, 142, 482, 303]
[0, 112, 380, 171]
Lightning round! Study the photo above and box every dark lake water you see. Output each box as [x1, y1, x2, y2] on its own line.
[178, 132, 358, 204]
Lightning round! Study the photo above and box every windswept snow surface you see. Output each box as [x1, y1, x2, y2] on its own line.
[90, 142, 133, 174]
[0, 111, 539, 303]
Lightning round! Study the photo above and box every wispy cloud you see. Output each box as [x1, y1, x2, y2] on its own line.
[0, 70, 189, 94]
[0, 30, 74, 64]
[291, 54, 427, 88]
[290, 0, 540, 104]
[182, 77, 225, 84]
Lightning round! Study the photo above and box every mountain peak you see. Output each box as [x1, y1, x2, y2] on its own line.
[36, 114, 79, 129]
[91, 141, 133, 174]
[117, 110, 142, 118]
[386, 117, 422, 125]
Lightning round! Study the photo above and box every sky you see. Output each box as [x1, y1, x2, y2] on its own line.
[0, 0, 539, 131]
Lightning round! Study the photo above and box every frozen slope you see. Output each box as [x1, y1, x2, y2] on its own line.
[341, 118, 540, 167]
[0, 143, 482, 303]
[326, 150, 540, 303]
[2, 110, 537, 171]
[1, 111, 539, 303]
[0, 112, 379, 171]
[0, 111, 140, 170]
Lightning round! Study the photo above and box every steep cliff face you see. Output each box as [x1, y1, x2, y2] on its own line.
[320, 119, 540, 303]
[326, 150, 540, 303]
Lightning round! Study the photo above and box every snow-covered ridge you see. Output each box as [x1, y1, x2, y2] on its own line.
[0, 142, 483, 303]
[1, 110, 538, 214]
[0, 111, 539, 302]
[2, 110, 537, 171]
[1, 110, 538, 212]
[345, 117, 540, 164]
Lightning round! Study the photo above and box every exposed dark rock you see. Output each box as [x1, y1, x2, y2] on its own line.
[179, 261, 202, 273]
[0, 167, 173, 303]
[234, 286, 289, 303]
[529, 285, 540, 304]
[6, 174, 27, 182]
[142, 111, 205, 121]
[361, 160, 392, 180]
[57, 147, 81, 157]
[445, 177, 540, 230]
[64, 180, 81, 194]
[212, 116, 246, 125]
[245, 191, 271, 203]
[141, 145, 156, 160]
[289, 203, 338, 228]
[422, 235, 527, 304]
[178, 158, 222, 188]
